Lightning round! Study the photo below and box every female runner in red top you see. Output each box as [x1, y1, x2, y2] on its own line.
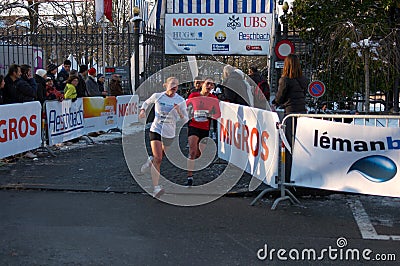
[185, 77, 221, 186]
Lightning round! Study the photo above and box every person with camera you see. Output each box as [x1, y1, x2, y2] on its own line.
[109, 74, 123, 96]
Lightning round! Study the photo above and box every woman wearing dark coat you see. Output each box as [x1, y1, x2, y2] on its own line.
[272, 54, 308, 182]
[273, 54, 308, 115]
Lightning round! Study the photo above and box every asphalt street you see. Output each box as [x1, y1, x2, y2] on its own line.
[0, 134, 399, 265]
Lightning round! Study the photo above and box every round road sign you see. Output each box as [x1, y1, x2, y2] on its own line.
[308, 80, 326, 98]
[275, 40, 295, 60]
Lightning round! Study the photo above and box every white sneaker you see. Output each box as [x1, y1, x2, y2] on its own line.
[152, 185, 165, 198]
[141, 156, 153, 173]
[24, 151, 37, 159]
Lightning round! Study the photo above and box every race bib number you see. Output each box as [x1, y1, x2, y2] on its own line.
[159, 112, 173, 124]
[194, 110, 209, 122]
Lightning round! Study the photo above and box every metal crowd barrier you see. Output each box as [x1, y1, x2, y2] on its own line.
[252, 113, 400, 210]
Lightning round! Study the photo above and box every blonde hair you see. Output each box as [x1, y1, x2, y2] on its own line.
[163, 77, 179, 89]
[165, 76, 178, 83]
[282, 54, 303, 79]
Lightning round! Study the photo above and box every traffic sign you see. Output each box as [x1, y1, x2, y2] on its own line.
[275, 40, 295, 60]
[308, 80, 326, 98]
[104, 66, 129, 80]
[275, 61, 284, 69]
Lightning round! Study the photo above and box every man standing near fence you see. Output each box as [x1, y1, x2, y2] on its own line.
[56, 60, 71, 92]
[86, 68, 105, 97]
[47, 63, 58, 83]
[77, 65, 88, 97]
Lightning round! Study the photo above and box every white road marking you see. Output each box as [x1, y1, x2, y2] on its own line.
[348, 199, 399, 241]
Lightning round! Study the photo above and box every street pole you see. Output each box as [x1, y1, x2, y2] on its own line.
[102, 20, 106, 75]
[282, 2, 289, 39]
[132, 7, 142, 91]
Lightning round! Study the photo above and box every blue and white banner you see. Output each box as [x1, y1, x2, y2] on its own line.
[218, 102, 280, 187]
[165, 13, 273, 55]
[166, 0, 274, 13]
[291, 117, 400, 197]
[46, 99, 85, 146]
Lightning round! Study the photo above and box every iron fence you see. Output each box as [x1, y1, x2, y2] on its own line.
[1, 19, 398, 113]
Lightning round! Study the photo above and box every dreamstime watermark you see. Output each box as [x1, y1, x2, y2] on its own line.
[121, 60, 271, 206]
[257, 237, 397, 262]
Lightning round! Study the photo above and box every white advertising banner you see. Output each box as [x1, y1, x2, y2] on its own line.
[291, 117, 400, 197]
[83, 97, 117, 133]
[0, 102, 42, 158]
[116, 95, 139, 129]
[165, 13, 273, 55]
[46, 99, 85, 145]
[218, 102, 279, 187]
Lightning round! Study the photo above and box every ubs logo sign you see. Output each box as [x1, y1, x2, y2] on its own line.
[227, 15, 241, 30]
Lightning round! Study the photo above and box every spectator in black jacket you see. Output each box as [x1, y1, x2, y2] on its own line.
[3, 64, 37, 104]
[97, 73, 107, 96]
[76, 64, 88, 97]
[248, 66, 263, 85]
[222, 65, 249, 106]
[47, 63, 58, 82]
[56, 59, 71, 92]
[34, 69, 47, 104]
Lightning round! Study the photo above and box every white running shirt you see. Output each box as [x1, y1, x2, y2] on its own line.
[141, 92, 188, 138]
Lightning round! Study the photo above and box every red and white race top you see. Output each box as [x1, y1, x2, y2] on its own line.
[186, 92, 220, 131]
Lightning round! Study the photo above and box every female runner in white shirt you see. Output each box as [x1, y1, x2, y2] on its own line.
[139, 77, 188, 198]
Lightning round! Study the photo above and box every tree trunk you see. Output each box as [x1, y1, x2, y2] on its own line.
[364, 50, 370, 113]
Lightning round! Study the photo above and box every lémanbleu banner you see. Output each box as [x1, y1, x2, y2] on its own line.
[291, 117, 400, 197]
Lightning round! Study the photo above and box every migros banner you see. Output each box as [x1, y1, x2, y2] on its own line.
[116, 95, 139, 129]
[218, 102, 279, 187]
[0, 102, 42, 158]
[165, 13, 273, 55]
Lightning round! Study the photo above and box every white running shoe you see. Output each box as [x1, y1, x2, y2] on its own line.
[141, 156, 153, 173]
[152, 185, 165, 198]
